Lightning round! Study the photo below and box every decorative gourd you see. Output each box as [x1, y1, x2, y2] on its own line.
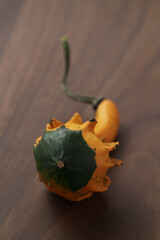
[34, 113, 122, 201]
[33, 36, 122, 201]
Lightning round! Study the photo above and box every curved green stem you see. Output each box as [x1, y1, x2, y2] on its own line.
[60, 36, 104, 109]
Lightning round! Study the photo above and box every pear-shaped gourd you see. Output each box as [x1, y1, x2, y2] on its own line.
[33, 37, 122, 201]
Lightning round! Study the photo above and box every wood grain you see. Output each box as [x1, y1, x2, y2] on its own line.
[0, 0, 160, 239]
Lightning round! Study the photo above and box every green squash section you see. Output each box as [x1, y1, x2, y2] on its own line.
[33, 126, 96, 192]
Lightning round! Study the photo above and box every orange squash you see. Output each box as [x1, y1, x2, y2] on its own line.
[33, 37, 122, 201]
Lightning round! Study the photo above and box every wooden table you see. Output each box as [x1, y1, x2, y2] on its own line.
[0, 0, 160, 239]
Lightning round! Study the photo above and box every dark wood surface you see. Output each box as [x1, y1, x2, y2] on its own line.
[0, 0, 160, 239]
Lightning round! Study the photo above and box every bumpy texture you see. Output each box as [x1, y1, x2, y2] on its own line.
[33, 113, 122, 201]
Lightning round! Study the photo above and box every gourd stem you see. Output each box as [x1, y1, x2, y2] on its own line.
[60, 36, 104, 109]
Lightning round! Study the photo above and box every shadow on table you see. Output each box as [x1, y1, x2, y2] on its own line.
[46, 191, 109, 238]
[46, 187, 151, 240]
[45, 190, 140, 240]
